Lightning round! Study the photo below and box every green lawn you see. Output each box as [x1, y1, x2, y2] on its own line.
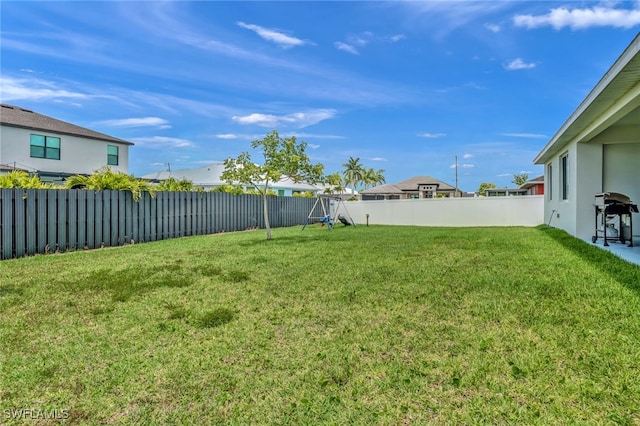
[1, 225, 640, 425]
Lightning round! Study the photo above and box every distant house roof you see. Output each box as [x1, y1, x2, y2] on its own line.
[361, 183, 403, 195]
[0, 104, 133, 146]
[0, 163, 29, 172]
[519, 175, 544, 190]
[395, 176, 456, 191]
[142, 163, 227, 185]
[142, 163, 321, 192]
[362, 176, 455, 194]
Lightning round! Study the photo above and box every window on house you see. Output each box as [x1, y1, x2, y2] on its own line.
[107, 145, 119, 166]
[30, 134, 60, 160]
[278, 189, 285, 196]
[547, 163, 553, 200]
[561, 153, 569, 200]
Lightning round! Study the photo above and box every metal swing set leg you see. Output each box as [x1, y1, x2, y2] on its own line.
[302, 197, 332, 231]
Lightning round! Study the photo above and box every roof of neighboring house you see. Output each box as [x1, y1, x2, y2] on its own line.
[360, 183, 404, 194]
[0, 104, 133, 146]
[534, 33, 640, 164]
[142, 163, 321, 192]
[519, 175, 544, 190]
[362, 176, 455, 194]
[0, 163, 29, 172]
[395, 176, 456, 191]
[142, 163, 227, 185]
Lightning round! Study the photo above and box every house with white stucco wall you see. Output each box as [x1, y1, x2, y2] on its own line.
[534, 33, 640, 244]
[0, 104, 132, 183]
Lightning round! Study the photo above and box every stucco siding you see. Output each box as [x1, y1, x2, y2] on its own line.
[603, 143, 640, 205]
[575, 143, 604, 241]
[0, 125, 129, 175]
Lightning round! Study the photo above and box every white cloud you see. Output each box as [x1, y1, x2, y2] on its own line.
[215, 134, 238, 140]
[484, 23, 501, 33]
[307, 144, 320, 149]
[0, 76, 87, 102]
[334, 41, 359, 55]
[450, 163, 475, 169]
[237, 22, 307, 48]
[502, 132, 547, 138]
[417, 132, 446, 138]
[288, 132, 346, 140]
[130, 136, 195, 148]
[514, 5, 640, 30]
[347, 32, 373, 47]
[504, 58, 536, 70]
[335, 32, 404, 55]
[232, 109, 336, 128]
[463, 153, 474, 159]
[98, 117, 171, 129]
[369, 157, 388, 162]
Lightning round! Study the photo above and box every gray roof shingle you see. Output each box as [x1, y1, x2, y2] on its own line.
[361, 176, 455, 194]
[394, 176, 455, 191]
[0, 104, 133, 145]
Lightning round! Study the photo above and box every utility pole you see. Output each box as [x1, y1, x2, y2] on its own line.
[455, 155, 458, 197]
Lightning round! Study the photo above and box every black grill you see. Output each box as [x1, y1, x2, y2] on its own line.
[592, 192, 638, 247]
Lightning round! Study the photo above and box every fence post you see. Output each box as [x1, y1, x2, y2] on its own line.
[1, 189, 14, 259]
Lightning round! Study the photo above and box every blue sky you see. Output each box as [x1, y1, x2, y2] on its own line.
[2, 1, 639, 192]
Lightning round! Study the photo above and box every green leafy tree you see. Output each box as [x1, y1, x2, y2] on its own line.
[211, 184, 245, 195]
[477, 182, 496, 196]
[0, 170, 55, 189]
[323, 172, 345, 194]
[66, 166, 155, 201]
[221, 130, 324, 240]
[293, 191, 315, 198]
[512, 173, 529, 187]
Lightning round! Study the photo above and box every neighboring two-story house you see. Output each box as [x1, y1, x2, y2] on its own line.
[0, 104, 132, 183]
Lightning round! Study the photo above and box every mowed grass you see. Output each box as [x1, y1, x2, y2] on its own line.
[1, 225, 640, 425]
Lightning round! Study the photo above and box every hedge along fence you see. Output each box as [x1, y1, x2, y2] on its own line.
[0, 189, 322, 260]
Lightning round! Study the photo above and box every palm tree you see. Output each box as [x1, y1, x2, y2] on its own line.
[0, 170, 54, 189]
[362, 167, 386, 189]
[66, 166, 155, 201]
[342, 157, 364, 193]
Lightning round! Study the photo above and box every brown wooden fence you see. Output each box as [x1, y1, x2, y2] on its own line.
[0, 189, 323, 260]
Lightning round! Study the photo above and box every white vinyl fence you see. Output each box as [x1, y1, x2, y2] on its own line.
[332, 196, 544, 227]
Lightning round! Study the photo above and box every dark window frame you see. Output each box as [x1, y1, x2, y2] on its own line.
[107, 145, 119, 166]
[547, 163, 553, 200]
[30, 134, 60, 160]
[561, 153, 569, 200]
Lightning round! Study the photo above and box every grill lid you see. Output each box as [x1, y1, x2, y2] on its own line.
[595, 192, 631, 205]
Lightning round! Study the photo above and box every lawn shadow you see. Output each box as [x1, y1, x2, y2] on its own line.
[0, 284, 23, 297]
[537, 225, 640, 295]
[238, 226, 354, 247]
[60, 263, 196, 303]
